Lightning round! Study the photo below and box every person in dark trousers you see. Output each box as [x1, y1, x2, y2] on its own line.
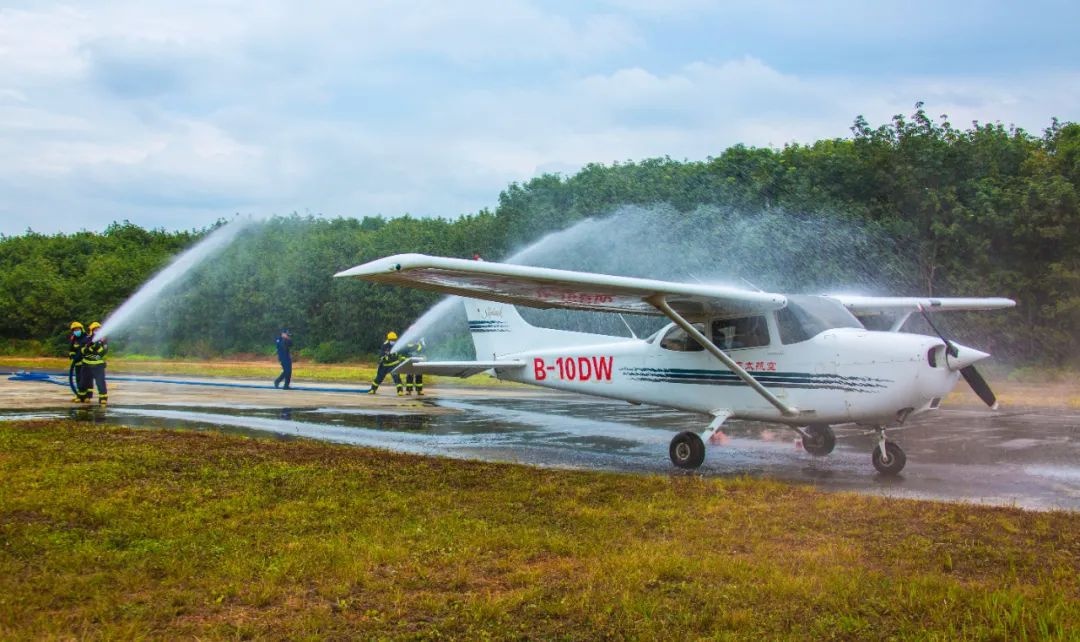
[76, 321, 108, 406]
[68, 321, 89, 402]
[399, 339, 425, 395]
[368, 331, 405, 395]
[274, 329, 293, 389]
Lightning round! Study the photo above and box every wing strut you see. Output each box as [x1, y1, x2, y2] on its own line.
[647, 295, 800, 418]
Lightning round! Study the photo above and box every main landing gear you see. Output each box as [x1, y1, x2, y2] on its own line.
[669, 411, 732, 469]
[669, 431, 706, 469]
[799, 423, 836, 456]
[668, 420, 907, 476]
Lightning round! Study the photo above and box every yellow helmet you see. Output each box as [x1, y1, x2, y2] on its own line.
[70, 321, 84, 331]
[386, 331, 398, 341]
[88, 321, 102, 332]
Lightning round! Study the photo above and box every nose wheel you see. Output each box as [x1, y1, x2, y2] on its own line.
[669, 431, 706, 469]
[871, 428, 906, 475]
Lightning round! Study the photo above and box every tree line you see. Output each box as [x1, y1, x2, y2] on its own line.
[1, 106, 1077, 365]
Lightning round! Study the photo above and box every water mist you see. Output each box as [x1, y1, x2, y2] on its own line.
[97, 218, 258, 340]
[391, 204, 915, 357]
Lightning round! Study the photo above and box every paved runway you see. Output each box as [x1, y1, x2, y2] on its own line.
[4, 376, 1077, 511]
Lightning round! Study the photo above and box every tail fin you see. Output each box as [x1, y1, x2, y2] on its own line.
[463, 299, 622, 360]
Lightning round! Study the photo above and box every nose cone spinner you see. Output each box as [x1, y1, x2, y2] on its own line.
[942, 342, 999, 410]
[946, 343, 990, 371]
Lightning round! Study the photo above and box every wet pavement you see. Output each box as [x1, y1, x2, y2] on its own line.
[3, 381, 1078, 511]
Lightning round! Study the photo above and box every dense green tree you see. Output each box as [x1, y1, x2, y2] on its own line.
[1, 108, 1076, 365]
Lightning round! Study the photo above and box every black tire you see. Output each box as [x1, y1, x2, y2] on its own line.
[802, 424, 836, 456]
[669, 431, 705, 469]
[872, 441, 906, 475]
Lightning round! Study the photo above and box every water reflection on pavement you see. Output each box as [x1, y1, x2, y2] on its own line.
[7, 391, 1078, 511]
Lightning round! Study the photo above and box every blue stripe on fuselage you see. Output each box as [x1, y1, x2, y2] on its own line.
[619, 367, 890, 393]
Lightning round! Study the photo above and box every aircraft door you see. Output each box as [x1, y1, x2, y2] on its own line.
[649, 323, 710, 402]
[806, 331, 852, 420]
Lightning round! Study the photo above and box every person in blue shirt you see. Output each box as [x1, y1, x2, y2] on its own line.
[274, 329, 293, 389]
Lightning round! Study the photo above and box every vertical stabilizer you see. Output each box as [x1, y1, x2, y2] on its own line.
[462, 299, 624, 359]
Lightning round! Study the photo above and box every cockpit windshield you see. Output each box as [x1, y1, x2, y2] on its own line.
[776, 295, 864, 344]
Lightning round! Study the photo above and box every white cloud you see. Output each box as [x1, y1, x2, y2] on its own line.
[0, 6, 91, 79]
[0, 1, 1078, 235]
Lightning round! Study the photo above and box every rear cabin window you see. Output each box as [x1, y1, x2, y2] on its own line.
[711, 315, 769, 350]
[659, 324, 705, 352]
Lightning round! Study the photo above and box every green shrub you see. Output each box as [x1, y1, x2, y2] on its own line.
[310, 340, 357, 363]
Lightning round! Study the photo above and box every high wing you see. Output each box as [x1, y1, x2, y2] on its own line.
[335, 253, 786, 320]
[829, 295, 1016, 315]
[829, 294, 1016, 333]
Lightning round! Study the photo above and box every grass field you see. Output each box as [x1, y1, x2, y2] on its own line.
[1, 420, 1076, 640]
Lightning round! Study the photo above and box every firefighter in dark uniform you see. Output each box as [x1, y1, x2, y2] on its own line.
[368, 331, 405, 396]
[400, 339, 425, 395]
[77, 321, 108, 406]
[68, 321, 89, 402]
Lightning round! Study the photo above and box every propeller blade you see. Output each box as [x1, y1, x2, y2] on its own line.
[919, 306, 998, 408]
[961, 365, 998, 410]
[917, 304, 958, 357]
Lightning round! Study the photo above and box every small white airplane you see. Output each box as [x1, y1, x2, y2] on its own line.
[335, 254, 1015, 475]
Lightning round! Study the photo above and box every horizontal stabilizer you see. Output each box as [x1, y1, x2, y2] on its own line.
[392, 358, 525, 378]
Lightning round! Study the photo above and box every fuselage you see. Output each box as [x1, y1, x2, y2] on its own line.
[495, 327, 961, 426]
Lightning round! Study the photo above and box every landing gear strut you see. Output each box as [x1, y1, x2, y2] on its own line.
[871, 428, 906, 475]
[669, 431, 705, 469]
[800, 423, 836, 456]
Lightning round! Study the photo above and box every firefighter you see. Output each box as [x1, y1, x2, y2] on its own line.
[68, 321, 89, 402]
[368, 331, 405, 396]
[77, 321, 108, 406]
[400, 338, 425, 395]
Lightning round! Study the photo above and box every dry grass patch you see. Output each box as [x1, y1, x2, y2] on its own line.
[0, 420, 1077, 640]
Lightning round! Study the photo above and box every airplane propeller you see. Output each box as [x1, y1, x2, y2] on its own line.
[917, 305, 999, 409]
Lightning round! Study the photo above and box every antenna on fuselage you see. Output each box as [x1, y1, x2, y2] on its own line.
[617, 314, 638, 339]
[738, 276, 764, 292]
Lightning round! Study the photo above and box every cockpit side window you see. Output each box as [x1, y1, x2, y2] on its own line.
[659, 324, 705, 352]
[776, 306, 811, 344]
[712, 315, 769, 350]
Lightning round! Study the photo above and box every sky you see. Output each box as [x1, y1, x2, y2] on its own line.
[2, 0, 1078, 236]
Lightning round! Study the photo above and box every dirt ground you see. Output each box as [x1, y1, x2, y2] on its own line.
[0, 372, 540, 411]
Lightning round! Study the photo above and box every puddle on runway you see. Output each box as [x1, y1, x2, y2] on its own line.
[3, 395, 1077, 511]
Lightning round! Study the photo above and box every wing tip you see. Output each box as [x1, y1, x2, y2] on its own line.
[334, 253, 433, 278]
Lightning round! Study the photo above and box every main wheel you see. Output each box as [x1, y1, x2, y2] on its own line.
[801, 424, 836, 456]
[872, 441, 906, 475]
[669, 431, 706, 469]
